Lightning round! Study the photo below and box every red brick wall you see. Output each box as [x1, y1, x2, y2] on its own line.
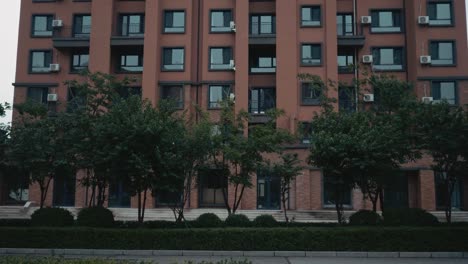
[419, 170, 436, 211]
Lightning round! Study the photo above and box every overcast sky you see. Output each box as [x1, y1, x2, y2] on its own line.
[0, 1, 467, 124]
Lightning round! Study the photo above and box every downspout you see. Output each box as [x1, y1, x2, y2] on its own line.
[354, 0, 359, 112]
[403, 0, 409, 82]
[195, 0, 202, 123]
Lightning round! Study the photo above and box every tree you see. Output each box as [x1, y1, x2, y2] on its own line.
[416, 102, 468, 223]
[268, 153, 303, 223]
[209, 101, 292, 215]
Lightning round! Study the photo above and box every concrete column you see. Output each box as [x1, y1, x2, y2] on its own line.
[89, 0, 114, 73]
[324, 0, 338, 103]
[419, 169, 436, 211]
[234, 0, 249, 114]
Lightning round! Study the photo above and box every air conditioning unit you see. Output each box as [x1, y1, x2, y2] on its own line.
[418, 16, 430, 25]
[229, 60, 236, 71]
[420, 55, 432, 65]
[47, 94, 58, 102]
[52, 19, 63, 28]
[361, 16, 372, 24]
[229, 93, 235, 101]
[421, 97, 433, 103]
[363, 94, 374, 102]
[230, 21, 236, 32]
[362, 55, 373, 64]
[49, 64, 60, 72]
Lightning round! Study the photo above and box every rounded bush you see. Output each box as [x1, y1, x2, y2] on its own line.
[77, 206, 115, 228]
[253, 214, 277, 228]
[349, 210, 382, 226]
[383, 208, 439, 226]
[225, 214, 251, 227]
[31, 207, 74, 227]
[195, 213, 223, 228]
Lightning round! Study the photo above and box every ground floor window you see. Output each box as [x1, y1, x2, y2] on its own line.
[323, 177, 352, 208]
[155, 189, 182, 207]
[384, 171, 409, 209]
[108, 179, 131, 208]
[257, 170, 281, 209]
[53, 175, 76, 207]
[198, 168, 226, 207]
[435, 172, 463, 210]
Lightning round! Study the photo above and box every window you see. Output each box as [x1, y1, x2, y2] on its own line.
[162, 48, 184, 71]
[108, 179, 131, 208]
[301, 44, 322, 66]
[336, 13, 353, 36]
[161, 85, 184, 109]
[71, 52, 89, 72]
[120, 14, 144, 36]
[323, 176, 352, 207]
[435, 172, 462, 209]
[120, 54, 143, 72]
[301, 82, 322, 105]
[339, 86, 356, 113]
[53, 175, 75, 207]
[428, 1, 453, 26]
[250, 15, 276, 35]
[27, 87, 48, 104]
[209, 85, 231, 109]
[299, 122, 312, 144]
[210, 47, 233, 70]
[30, 50, 52, 73]
[372, 47, 404, 71]
[32, 15, 53, 37]
[198, 168, 227, 207]
[301, 6, 321, 26]
[210, 10, 233, 32]
[251, 57, 276, 73]
[337, 50, 355, 73]
[118, 87, 142, 99]
[73, 15, 91, 37]
[371, 10, 403, 33]
[249, 88, 276, 114]
[156, 190, 181, 206]
[430, 41, 455, 65]
[164, 10, 185, 33]
[432, 81, 456, 105]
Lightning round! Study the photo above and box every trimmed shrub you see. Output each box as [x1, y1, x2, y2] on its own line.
[383, 208, 439, 226]
[225, 214, 251, 227]
[195, 213, 223, 228]
[349, 210, 382, 226]
[0, 219, 31, 227]
[77, 207, 114, 228]
[253, 214, 277, 228]
[30, 207, 74, 227]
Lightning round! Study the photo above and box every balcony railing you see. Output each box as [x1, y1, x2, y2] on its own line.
[120, 23, 144, 37]
[337, 23, 355, 36]
[250, 22, 276, 36]
[53, 26, 91, 39]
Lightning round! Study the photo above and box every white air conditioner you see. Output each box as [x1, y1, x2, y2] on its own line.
[363, 94, 374, 102]
[52, 19, 63, 28]
[418, 16, 430, 25]
[362, 55, 373, 64]
[420, 55, 432, 64]
[47, 94, 58, 102]
[230, 21, 236, 32]
[229, 93, 235, 101]
[49, 64, 60, 72]
[422, 97, 434, 103]
[229, 60, 236, 71]
[361, 16, 372, 24]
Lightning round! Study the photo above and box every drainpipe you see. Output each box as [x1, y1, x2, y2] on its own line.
[195, 0, 202, 124]
[403, 0, 409, 82]
[354, 0, 359, 112]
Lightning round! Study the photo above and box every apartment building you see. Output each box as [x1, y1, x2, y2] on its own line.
[4, 0, 468, 212]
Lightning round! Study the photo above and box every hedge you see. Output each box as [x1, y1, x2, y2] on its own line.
[0, 227, 467, 251]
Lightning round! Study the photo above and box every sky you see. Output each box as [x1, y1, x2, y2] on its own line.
[0, 1, 467, 124]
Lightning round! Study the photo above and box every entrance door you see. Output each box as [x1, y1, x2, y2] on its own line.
[53, 175, 76, 207]
[435, 172, 463, 210]
[257, 171, 280, 209]
[384, 172, 409, 208]
[108, 180, 131, 208]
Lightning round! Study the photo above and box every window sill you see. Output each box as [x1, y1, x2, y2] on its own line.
[301, 63, 323, 67]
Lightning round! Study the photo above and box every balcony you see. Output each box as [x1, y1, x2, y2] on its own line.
[249, 15, 276, 44]
[111, 22, 145, 46]
[249, 88, 276, 115]
[250, 45, 276, 74]
[52, 26, 90, 48]
[337, 23, 365, 47]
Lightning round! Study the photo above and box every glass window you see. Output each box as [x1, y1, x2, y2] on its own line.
[301, 44, 322, 66]
[30, 50, 52, 73]
[164, 11, 185, 33]
[209, 85, 231, 109]
[32, 15, 53, 37]
[432, 81, 456, 105]
[336, 14, 353, 36]
[338, 50, 355, 73]
[301, 6, 321, 26]
[198, 168, 227, 207]
[120, 54, 143, 72]
[71, 53, 89, 72]
[250, 15, 276, 35]
[323, 176, 352, 207]
[372, 47, 404, 71]
[162, 48, 185, 71]
[339, 86, 356, 113]
[120, 14, 144, 36]
[108, 179, 131, 208]
[161, 85, 184, 109]
[371, 10, 402, 32]
[27, 87, 48, 104]
[73, 15, 91, 37]
[211, 10, 233, 32]
[210, 47, 233, 70]
[249, 88, 276, 114]
[301, 82, 322, 105]
[299, 122, 313, 144]
[428, 2, 453, 25]
[430, 41, 454, 65]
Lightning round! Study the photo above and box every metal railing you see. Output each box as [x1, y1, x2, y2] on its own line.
[337, 23, 355, 36]
[120, 23, 144, 37]
[53, 26, 91, 38]
[250, 22, 276, 35]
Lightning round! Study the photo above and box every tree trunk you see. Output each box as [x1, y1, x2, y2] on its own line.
[378, 187, 385, 214]
[334, 188, 345, 224]
[445, 179, 454, 224]
[137, 191, 142, 224]
[232, 185, 246, 215]
[141, 189, 147, 224]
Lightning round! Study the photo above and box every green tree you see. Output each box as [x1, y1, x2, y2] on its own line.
[416, 102, 468, 223]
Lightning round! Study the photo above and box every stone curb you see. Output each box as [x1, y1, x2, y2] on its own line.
[0, 249, 467, 258]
